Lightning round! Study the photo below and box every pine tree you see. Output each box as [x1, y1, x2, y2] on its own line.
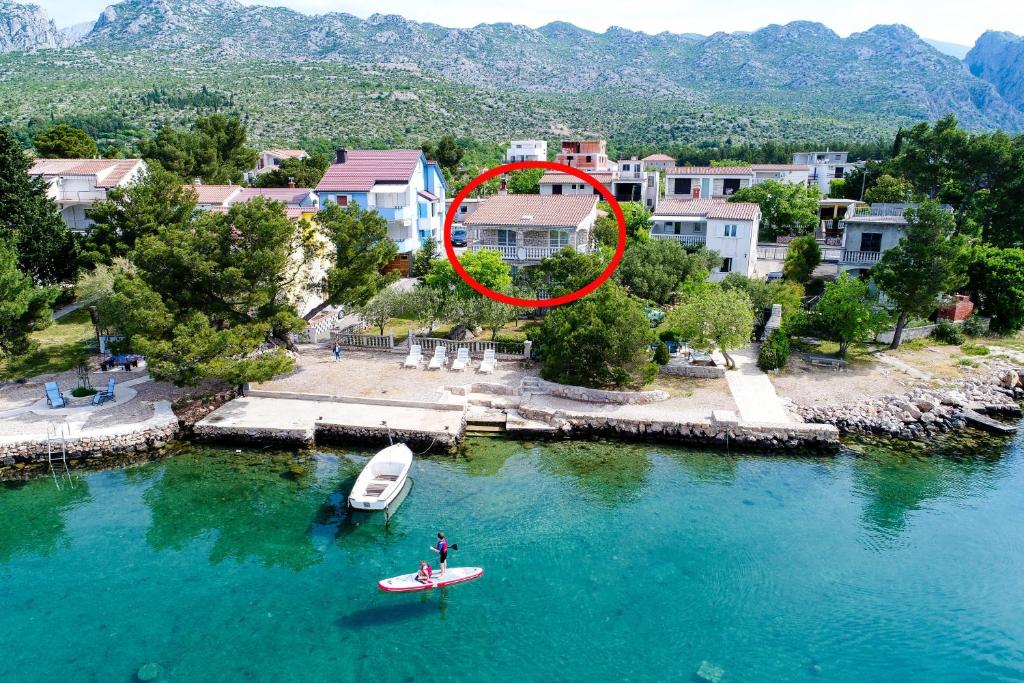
[0, 125, 79, 284]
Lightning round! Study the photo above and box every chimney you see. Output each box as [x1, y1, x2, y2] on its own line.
[692, 185, 700, 199]
[336, 148, 348, 164]
[499, 175, 508, 195]
[288, 177, 296, 189]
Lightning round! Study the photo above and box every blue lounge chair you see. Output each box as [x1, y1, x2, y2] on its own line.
[93, 377, 116, 405]
[45, 381, 66, 408]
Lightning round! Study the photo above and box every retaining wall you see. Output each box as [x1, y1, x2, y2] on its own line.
[0, 402, 179, 477]
[536, 379, 669, 404]
[659, 363, 726, 379]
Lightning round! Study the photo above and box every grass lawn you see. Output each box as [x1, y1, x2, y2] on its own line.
[0, 308, 96, 381]
[791, 338, 879, 365]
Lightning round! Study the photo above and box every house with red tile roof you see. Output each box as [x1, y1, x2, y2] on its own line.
[651, 198, 762, 281]
[315, 148, 447, 276]
[191, 183, 319, 220]
[465, 194, 598, 266]
[641, 153, 676, 173]
[29, 158, 146, 232]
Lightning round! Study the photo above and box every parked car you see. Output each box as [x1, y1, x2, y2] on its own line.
[451, 228, 468, 247]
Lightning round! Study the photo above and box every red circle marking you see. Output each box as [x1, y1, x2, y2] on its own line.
[443, 161, 627, 308]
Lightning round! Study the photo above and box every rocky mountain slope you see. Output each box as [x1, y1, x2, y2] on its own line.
[0, 1, 68, 51]
[967, 31, 1024, 112]
[2, 0, 1023, 138]
[65, 1, 1024, 131]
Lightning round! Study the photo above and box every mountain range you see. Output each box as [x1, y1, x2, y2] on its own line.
[0, 0, 1022, 144]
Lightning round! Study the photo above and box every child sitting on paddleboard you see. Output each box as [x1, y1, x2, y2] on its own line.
[416, 561, 433, 583]
[430, 532, 449, 577]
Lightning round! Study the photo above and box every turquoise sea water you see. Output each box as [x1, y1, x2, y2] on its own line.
[2, 436, 1024, 681]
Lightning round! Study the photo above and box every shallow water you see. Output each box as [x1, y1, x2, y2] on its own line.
[1, 436, 1023, 681]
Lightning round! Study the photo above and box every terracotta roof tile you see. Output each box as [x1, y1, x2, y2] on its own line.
[263, 149, 307, 159]
[750, 164, 810, 171]
[315, 150, 422, 192]
[191, 185, 242, 205]
[655, 198, 760, 221]
[642, 154, 676, 162]
[464, 195, 598, 228]
[667, 166, 753, 176]
[30, 158, 144, 187]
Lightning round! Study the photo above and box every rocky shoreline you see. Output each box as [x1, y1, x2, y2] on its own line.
[791, 365, 1024, 440]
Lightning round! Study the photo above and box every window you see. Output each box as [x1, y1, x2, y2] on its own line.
[834, 166, 845, 178]
[860, 232, 883, 252]
[723, 224, 738, 237]
[552, 184, 563, 195]
[721, 257, 733, 273]
[673, 178, 692, 195]
[694, 223, 704, 233]
[585, 155, 592, 163]
[497, 230, 516, 246]
[549, 231, 570, 248]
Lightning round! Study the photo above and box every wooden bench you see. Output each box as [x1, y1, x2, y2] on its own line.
[803, 354, 848, 370]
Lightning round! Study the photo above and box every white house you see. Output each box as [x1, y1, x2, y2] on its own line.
[665, 166, 753, 200]
[466, 194, 598, 267]
[539, 171, 615, 196]
[751, 164, 810, 187]
[315, 148, 447, 276]
[838, 203, 952, 277]
[650, 198, 761, 281]
[446, 197, 483, 224]
[612, 158, 659, 211]
[29, 158, 147, 232]
[505, 140, 547, 163]
[792, 151, 860, 195]
[251, 149, 308, 180]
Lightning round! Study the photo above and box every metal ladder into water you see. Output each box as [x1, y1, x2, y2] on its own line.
[46, 423, 73, 489]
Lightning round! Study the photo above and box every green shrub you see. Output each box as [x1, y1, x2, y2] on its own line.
[70, 387, 98, 397]
[654, 341, 670, 365]
[962, 343, 990, 356]
[658, 329, 678, 343]
[962, 315, 989, 337]
[932, 320, 965, 345]
[757, 329, 790, 371]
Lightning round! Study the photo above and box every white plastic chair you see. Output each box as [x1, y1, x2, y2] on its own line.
[478, 348, 496, 374]
[403, 344, 422, 368]
[451, 347, 470, 371]
[428, 345, 447, 370]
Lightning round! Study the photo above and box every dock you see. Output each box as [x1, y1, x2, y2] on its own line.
[194, 391, 466, 451]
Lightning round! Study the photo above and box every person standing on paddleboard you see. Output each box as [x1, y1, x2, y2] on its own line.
[430, 532, 449, 577]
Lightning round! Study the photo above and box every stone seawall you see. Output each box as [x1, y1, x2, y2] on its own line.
[792, 367, 1023, 440]
[0, 402, 179, 478]
[514, 404, 840, 451]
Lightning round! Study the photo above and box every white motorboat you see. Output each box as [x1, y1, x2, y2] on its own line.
[348, 444, 413, 512]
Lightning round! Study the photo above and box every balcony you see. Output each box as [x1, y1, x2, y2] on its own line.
[373, 205, 415, 222]
[842, 250, 883, 264]
[469, 244, 578, 261]
[650, 233, 706, 246]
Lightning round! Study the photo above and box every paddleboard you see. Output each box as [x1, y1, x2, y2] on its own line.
[378, 566, 484, 592]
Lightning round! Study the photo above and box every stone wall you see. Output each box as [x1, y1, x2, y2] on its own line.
[0, 402, 179, 478]
[514, 404, 839, 451]
[535, 378, 669, 404]
[659, 363, 726, 379]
